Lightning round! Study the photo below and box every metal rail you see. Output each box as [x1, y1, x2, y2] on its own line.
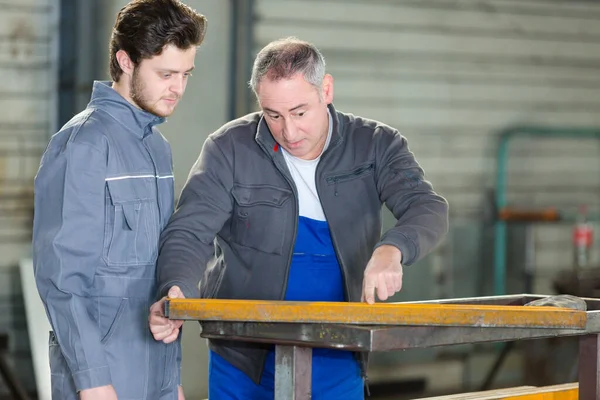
[166, 295, 600, 399]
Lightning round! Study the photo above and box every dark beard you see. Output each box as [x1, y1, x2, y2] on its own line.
[130, 67, 165, 117]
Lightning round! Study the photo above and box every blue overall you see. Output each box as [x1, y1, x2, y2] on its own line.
[209, 216, 364, 399]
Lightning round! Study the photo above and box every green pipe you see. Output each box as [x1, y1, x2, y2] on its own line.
[494, 132, 510, 296]
[493, 127, 600, 296]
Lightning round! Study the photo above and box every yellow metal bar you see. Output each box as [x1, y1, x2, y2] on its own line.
[417, 383, 577, 399]
[504, 391, 577, 400]
[502, 383, 577, 400]
[165, 299, 586, 329]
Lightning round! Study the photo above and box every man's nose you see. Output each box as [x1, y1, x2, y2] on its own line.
[283, 119, 299, 141]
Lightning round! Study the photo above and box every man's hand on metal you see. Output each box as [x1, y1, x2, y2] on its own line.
[361, 245, 403, 304]
[149, 286, 185, 343]
[79, 385, 118, 400]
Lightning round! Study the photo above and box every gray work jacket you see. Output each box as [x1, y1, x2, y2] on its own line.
[157, 104, 449, 384]
[33, 81, 178, 397]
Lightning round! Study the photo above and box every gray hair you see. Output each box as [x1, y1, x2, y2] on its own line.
[249, 37, 326, 95]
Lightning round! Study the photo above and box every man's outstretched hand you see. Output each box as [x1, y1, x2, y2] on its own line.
[361, 245, 403, 304]
[149, 286, 185, 343]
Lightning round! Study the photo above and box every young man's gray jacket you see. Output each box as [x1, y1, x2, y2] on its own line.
[33, 81, 181, 399]
[157, 103, 449, 383]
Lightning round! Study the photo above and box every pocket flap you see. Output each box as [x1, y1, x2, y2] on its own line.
[106, 177, 153, 204]
[232, 184, 292, 207]
[325, 162, 375, 185]
[119, 202, 140, 231]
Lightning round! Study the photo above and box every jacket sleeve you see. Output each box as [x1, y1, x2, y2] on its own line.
[32, 140, 111, 391]
[375, 130, 449, 265]
[156, 136, 234, 298]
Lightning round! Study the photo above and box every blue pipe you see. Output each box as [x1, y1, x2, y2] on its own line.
[493, 127, 600, 296]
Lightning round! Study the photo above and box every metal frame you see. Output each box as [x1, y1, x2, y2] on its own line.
[168, 294, 600, 399]
[493, 127, 600, 296]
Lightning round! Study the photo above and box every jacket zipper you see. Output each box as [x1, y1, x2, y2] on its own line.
[314, 182, 350, 302]
[275, 158, 299, 301]
[325, 163, 374, 185]
[316, 183, 371, 393]
[318, 155, 373, 395]
[253, 147, 299, 381]
[254, 114, 373, 389]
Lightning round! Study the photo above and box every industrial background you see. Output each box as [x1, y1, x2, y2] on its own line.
[1, 0, 600, 398]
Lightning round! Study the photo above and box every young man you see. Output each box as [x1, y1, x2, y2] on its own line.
[32, 1, 206, 399]
[150, 37, 449, 399]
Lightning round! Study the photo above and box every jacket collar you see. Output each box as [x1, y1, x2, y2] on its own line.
[87, 81, 165, 137]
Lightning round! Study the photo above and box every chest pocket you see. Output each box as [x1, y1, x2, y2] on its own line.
[323, 162, 378, 213]
[325, 162, 375, 185]
[230, 184, 292, 255]
[103, 178, 160, 267]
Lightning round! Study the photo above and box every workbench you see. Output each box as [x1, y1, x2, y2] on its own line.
[165, 294, 600, 399]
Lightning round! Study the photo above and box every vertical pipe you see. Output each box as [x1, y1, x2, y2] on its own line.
[494, 132, 510, 295]
[579, 334, 600, 400]
[275, 345, 312, 400]
[227, 0, 239, 121]
[228, 0, 255, 118]
[48, 0, 60, 139]
[524, 224, 535, 294]
[58, 0, 78, 127]
[242, 0, 255, 114]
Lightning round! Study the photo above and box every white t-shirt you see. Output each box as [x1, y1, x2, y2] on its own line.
[281, 110, 333, 221]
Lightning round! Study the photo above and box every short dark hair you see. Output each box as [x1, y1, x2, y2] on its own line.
[109, 0, 207, 82]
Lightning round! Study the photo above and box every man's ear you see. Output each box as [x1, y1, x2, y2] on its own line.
[115, 50, 135, 77]
[322, 74, 334, 104]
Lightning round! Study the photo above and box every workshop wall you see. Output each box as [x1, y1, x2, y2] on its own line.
[252, 0, 600, 297]
[0, 0, 59, 395]
[3, 0, 600, 397]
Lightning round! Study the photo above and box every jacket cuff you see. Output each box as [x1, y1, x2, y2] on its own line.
[375, 231, 418, 265]
[158, 281, 200, 299]
[73, 365, 112, 392]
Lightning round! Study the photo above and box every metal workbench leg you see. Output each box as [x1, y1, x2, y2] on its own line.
[275, 345, 312, 400]
[579, 334, 600, 400]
